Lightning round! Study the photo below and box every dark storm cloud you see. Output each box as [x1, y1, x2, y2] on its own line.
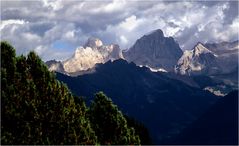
[29, 21, 55, 37]
[1, 0, 238, 61]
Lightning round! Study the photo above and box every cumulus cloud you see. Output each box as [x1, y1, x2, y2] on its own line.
[1, 0, 238, 61]
[174, 1, 239, 49]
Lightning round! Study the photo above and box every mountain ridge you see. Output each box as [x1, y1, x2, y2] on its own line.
[46, 29, 238, 95]
[55, 58, 218, 144]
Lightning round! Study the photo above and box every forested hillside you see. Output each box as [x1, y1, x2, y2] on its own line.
[1, 42, 141, 145]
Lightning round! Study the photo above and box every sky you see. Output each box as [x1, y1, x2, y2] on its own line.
[1, 0, 239, 61]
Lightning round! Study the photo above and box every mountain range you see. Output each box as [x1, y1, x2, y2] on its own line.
[46, 29, 238, 95]
[47, 30, 238, 77]
[45, 29, 238, 144]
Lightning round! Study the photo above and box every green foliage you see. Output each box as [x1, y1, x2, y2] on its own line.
[1, 42, 142, 145]
[1, 41, 16, 83]
[89, 92, 140, 145]
[1, 42, 97, 144]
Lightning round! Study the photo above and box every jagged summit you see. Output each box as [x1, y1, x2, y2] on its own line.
[175, 41, 238, 76]
[123, 29, 183, 71]
[175, 43, 219, 75]
[193, 42, 213, 56]
[47, 37, 122, 76]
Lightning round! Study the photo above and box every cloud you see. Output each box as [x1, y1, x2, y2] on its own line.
[0, 19, 27, 30]
[174, 1, 239, 49]
[1, 0, 238, 61]
[42, 0, 64, 11]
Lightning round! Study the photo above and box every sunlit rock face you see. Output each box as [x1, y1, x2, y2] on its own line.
[46, 37, 123, 75]
[175, 43, 219, 75]
[123, 29, 183, 72]
[175, 41, 239, 76]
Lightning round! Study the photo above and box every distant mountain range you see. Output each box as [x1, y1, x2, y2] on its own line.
[45, 29, 238, 144]
[46, 29, 238, 95]
[46, 29, 238, 78]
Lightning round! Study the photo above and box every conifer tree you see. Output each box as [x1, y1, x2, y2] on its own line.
[1, 42, 97, 144]
[1, 42, 143, 145]
[89, 92, 140, 145]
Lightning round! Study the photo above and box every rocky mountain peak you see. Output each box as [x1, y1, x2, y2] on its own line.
[123, 29, 183, 71]
[47, 37, 122, 76]
[175, 43, 219, 75]
[175, 40, 238, 76]
[193, 42, 212, 56]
